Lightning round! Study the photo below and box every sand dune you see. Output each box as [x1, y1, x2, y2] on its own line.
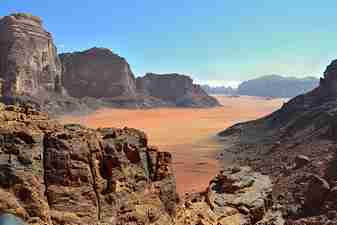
[59, 95, 285, 194]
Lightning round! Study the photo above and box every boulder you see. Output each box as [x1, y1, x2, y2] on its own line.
[294, 155, 310, 169]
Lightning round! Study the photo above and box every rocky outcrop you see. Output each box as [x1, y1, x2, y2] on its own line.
[237, 75, 319, 98]
[176, 166, 284, 225]
[60, 48, 137, 99]
[136, 73, 221, 107]
[218, 60, 337, 224]
[0, 13, 63, 97]
[0, 102, 176, 225]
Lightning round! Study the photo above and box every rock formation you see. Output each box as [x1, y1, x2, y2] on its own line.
[0, 13, 63, 97]
[0, 102, 176, 225]
[0, 101, 283, 225]
[60, 50, 221, 108]
[0, 12, 220, 113]
[60, 48, 137, 99]
[136, 73, 221, 107]
[176, 166, 284, 225]
[218, 60, 337, 224]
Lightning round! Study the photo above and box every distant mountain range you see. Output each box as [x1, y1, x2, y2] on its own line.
[201, 85, 237, 95]
[202, 75, 320, 98]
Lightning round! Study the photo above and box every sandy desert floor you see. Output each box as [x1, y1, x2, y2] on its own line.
[59, 95, 285, 194]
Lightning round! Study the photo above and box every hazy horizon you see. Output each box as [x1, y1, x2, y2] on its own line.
[1, 0, 336, 86]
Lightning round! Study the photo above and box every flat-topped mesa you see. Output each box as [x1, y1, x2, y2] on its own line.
[136, 73, 221, 107]
[60, 47, 137, 98]
[0, 13, 63, 97]
[137, 73, 194, 101]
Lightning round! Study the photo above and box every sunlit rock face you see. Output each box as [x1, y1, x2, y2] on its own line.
[0, 13, 63, 97]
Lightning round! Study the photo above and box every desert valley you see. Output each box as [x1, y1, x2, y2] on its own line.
[60, 95, 285, 193]
[1, 10, 337, 225]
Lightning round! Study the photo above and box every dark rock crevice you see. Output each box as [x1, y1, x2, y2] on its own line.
[87, 147, 101, 221]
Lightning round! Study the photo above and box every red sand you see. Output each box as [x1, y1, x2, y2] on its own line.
[59, 96, 285, 194]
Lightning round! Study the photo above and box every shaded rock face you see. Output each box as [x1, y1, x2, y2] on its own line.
[136, 73, 221, 107]
[60, 48, 137, 98]
[218, 60, 337, 224]
[0, 13, 62, 97]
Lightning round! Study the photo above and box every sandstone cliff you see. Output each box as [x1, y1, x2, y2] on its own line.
[219, 60, 337, 224]
[0, 13, 62, 97]
[136, 73, 221, 107]
[0, 13, 220, 113]
[60, 48, 137, 99]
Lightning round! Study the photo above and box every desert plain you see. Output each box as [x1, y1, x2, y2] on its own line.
[59, 95, 285, 194]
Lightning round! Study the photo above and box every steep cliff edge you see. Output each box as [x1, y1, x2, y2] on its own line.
[0, 13, 95, 116]
[60, 48, 137, 99]
[0, 13, 62, 96]
[219, 60, 337, 224]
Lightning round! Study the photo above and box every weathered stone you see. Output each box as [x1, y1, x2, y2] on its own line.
[60, 48, 137, 99]
[0, 13, 62, 97]
[136, 73, 221, 107]
[176, 166, 284, 225]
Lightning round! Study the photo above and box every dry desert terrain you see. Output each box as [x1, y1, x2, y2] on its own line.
[59, 95, 285, 194]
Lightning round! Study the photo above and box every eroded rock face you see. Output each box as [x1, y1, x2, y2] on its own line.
[136, 73, 221, 107]
[60, 48, 137, 99]
[0, 13, 62, 97]
[0, 103, 176, 225]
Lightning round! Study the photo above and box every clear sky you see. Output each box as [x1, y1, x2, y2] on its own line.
[1, 1, 337, 87]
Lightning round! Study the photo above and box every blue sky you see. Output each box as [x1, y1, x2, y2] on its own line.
[1, 1, 337, 87]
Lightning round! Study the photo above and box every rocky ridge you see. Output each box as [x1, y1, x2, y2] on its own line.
[237, 75, 319, 98]
[219, 60, 337, 224]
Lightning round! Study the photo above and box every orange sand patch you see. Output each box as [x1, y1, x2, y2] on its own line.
[59, 95, 285, 194]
